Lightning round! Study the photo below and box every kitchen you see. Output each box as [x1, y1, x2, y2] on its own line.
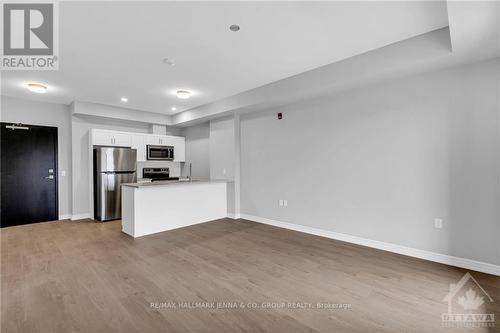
[91, 128, 229, 237]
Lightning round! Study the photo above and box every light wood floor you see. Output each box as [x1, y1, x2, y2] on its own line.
[1, 218, 499, 333]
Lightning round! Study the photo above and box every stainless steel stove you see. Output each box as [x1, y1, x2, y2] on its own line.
[142, 167, 179, 181]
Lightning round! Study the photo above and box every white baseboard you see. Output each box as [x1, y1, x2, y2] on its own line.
[239, 214, 500, 276]
[70, 213, 91, 221]
[226, 213, 241, 219]
[58, 214, 72, 220]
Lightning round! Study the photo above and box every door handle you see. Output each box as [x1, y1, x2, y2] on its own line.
[45, 175, 54, 179]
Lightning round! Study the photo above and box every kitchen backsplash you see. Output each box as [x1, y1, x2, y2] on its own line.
[137, 161, 182, 178]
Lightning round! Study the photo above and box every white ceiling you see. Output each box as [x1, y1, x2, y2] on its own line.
[1, 1, 449, 115]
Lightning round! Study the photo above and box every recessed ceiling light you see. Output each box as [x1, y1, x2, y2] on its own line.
[171, 107, 177, 111]
[229, 24, 240, 32]
[121, 97, 128, 102]
[27, 83, 47, 93]
[176, 90, 191, 99]
[163, 58, 175, 65]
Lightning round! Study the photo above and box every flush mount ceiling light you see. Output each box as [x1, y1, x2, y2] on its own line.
[121, 97, 128, 102]
[176, 90, 191, 99]
[171, 107, 177, 111]
[229, 24, 240, 32]
[27, 83, 47, 93]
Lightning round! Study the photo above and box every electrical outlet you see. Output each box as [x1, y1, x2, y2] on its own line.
[283, 200, 288, 207]
[279, 199, 283, 207]
[434, 218, 443, 229]
[61, 170, 66, 177]
[222, 168, 226, 175]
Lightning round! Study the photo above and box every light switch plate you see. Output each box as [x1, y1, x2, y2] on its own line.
[434, 218, 443, 229]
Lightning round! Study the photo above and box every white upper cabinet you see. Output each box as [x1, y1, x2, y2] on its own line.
[145, 135, 161, 145]
[160, 136, 171, 146]
[130, 134, 146, 161]
[92, 130, 113, 145]
[113, 132, 132, 146]
[92, 129, 132, 147]
[145, 135, 174, 146]
[91, 129, 185, 163]
[171, 136, 185, 162]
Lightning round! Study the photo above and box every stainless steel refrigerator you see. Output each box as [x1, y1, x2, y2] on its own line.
[93, 147, 137, 221]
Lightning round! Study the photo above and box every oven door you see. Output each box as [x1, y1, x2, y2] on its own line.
[147, 145, 174, 160]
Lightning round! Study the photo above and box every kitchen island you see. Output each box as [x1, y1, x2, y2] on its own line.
[121, 180, 228, 237]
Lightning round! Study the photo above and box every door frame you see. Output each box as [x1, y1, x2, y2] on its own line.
[1, 122, 59, 226]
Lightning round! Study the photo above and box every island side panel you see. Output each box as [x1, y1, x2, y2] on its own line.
[121, 186, 136, 237]
[133, 182, 227, 237]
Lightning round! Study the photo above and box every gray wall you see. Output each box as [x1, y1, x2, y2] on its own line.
[181, 122, 210, 179]
[210, 116, 237, 214]
[182, 118, 237, 213]
[1, 96, 73, 218]
[210, 116, 235, 180]
[240, 58, 500, 265]
[181, 117, 237, 181]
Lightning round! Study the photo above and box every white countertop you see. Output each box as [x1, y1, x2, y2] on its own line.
[122, 179, 227, 188]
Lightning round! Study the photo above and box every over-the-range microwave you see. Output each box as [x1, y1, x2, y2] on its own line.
[147, 145, 174, 160]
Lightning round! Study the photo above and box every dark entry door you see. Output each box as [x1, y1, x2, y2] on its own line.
[1, 123, 58, 227]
